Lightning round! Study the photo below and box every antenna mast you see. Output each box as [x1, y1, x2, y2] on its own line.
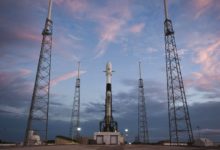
[164, 0, 168, 19]
[77, 61, 80, 79]
[139, 61, 142, 79]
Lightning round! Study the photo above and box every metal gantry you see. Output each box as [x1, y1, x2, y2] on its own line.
[70, 62, 81, 140]
[163, 0, 194, 144]
[24, 0, 53, 146]
[137, 62, 149, 144]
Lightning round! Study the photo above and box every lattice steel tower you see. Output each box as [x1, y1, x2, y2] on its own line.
[24, 0, 53, 146]
[69, 62, 81, 140]
[137, 62, 149, 143]
[163, 0, 193, 144]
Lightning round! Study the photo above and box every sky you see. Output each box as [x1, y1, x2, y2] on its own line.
[0, 0, 220, 143]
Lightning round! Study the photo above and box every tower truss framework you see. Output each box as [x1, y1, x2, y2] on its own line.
[69, 62, 81, 140]
[164, 0, 193, 144]
[24, 0, 53, 146]
[137, 62, 149, 144]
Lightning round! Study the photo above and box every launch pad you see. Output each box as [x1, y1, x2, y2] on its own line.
[94, 132, 124, 145]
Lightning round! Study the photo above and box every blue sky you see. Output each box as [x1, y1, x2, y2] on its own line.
[0, 0, 220, 143]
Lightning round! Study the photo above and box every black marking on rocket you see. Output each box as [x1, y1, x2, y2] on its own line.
[99, 83, 118, 132]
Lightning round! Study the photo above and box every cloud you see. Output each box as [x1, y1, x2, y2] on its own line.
[79, 79, 220, 142]
[0, 26, 40, 56]
[188, 39, 220, 97]
[19, 69, 32, 76]
[54, 0, 88, 13]
[56, 0, 132, 58]
[51, 70, 86, 86]
[53, 27, 84, 62]
[0, 105, 25, 117]
[129, 23, 145, 34]
[193, 0, 215, 19]
[16, 31, 41, 42]
[0, 70, 33, 118]
[95, 20, 125, 58]
[1, 77, 220, 142]
[199, 129, 220, 135]
[93, 1, 132, 58]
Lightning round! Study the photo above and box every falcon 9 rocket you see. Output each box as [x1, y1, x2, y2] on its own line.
[100, 62, 118, 132]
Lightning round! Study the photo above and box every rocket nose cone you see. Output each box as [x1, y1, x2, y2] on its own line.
[106, 62, 112, 70]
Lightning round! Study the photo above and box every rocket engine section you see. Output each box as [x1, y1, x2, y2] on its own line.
[100, 62, 118, 132]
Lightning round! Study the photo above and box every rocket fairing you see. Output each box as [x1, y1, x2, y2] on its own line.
[100, 62, 118, 132]
[106, 62, 112, 84]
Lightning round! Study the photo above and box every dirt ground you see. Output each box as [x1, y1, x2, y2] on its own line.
[0, 145, 219, 150]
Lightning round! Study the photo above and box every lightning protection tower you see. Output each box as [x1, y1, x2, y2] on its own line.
[137, 62, 149, 143]
[163, 0, 194, 144]
[69, 62, 81, 140]
[24, 0, 53, 146]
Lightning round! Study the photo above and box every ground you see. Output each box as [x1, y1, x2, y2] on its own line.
[0, 145, 219, 150]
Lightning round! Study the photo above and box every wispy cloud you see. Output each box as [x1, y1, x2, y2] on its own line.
[54, 0, 88, 13]
[129, 23, 145, 34]
[55, 0, 132, 58]
[193, 0, 214, 19]
[95, 20, 126, 58]
[16, 31, 41, 42]
[199, 128, 220, 135]
[0, 105, 25, 117]
[19, 69, 32, 76]
[188, 38, 220, 95]
[53, 27, 83, 61]
[93, 1, 132, 58]
[51, 70, 86, 86]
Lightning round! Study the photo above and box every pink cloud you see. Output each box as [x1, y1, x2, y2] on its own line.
[193, 0, 214, 19]
[53, 27, 82, 61]
[189, 39, 220, 92]
[0, 70, 33, 93]
[54, 0, 88, 13]
[129, 23, 145, 33]
[51, 70, 86, 86]
[95, 20, 125, 58]
[92, 1, 132, 58]
[18, 33, 41, 42]
[54, 0, 133, 58]
[19, 69, 32, 76]
[195, 40, 220, 70]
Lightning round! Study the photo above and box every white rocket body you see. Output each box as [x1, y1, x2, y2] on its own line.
[100, 62, 117, 132]
[106, 62, 112, 84]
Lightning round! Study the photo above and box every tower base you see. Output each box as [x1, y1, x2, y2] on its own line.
[94, 132, 124, 145]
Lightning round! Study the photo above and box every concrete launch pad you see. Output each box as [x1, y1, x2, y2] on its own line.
[94, 132, 124, 145]
[0, 145, 218, 150]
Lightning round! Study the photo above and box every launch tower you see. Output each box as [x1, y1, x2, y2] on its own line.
[69, 62, 81, 140]
[137, 62, 149, 143]
[24, 0, 53, 145]
[163, 0, 194, 144]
